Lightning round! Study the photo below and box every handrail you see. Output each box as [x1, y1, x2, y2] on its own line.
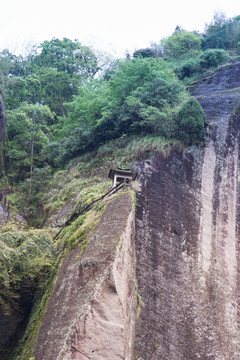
[54, 181, 124, 240]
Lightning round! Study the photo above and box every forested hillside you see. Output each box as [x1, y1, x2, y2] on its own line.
[1, 14, 239, 200]
[1, 13, 240, 359]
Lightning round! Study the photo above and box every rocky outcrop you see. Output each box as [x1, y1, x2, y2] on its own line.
[33, 192, 137, 360]
[0, 202, 9, 226]
[134, 61, 240, 359]
[0, 229, 56, 359]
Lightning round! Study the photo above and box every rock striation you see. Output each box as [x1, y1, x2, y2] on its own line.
[33, 192, 137, 360]
[134, 61, 240, 359]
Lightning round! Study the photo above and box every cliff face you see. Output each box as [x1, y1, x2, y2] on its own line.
[33, 193, 137, 360]
[134, 61, 240, 359]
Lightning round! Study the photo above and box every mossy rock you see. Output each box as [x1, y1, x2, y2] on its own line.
[0, 228, 57, 356]
[0, 229, 56, 314]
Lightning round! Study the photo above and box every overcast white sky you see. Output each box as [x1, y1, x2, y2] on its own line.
[1, 0, 239, 57]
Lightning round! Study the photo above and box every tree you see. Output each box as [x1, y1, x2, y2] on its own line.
[133, 48, 155, 58]
[0, 49, 26, 78]
[177, 97, 205, 144]
[3, 76, 27, 109]
[161, 30, 202, 60]
[108, 57, 176, 106]
[25, 73, 42, 104]
[36, 68, 77, 116]
[5, 103, 54, 182]
[57, 56, 188, 158]
[202, 13, 240, 51]
[32, 38, 99, 80]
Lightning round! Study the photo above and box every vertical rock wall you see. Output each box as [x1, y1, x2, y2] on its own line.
[134, 61, 240, 359]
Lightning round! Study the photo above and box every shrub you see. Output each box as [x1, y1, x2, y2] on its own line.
[173, 57, 202, 80]
[0, 229, 56, 315]
[177, 97, 206, 145]
[199, 49, 230, 68]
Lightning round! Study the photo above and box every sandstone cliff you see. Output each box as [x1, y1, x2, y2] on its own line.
[33, 192, 137, 360]
[134, 61, 240, 359]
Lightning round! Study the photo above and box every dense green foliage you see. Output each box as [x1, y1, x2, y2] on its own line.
[0, 229, 56, 315]
[54, 57, 189, 164]
[6, 103, 53, 181]
[202, 13, 240, 51]
[160, 29, 202, 60]
[0, 13, 238, 220]
[177, 97, 206, 144]
[171, 49, 231, 81]
[0, 14, 240, 224]
[0, 13, 238, 219]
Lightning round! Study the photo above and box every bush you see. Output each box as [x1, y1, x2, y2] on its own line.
[199, 49, 230, 68]
[59, 126, 95, 164]
[173, 57, 202, 80]
[177, 97, 205, 145]
[172, 49, 230, 81]
[0, 229, 56, 315]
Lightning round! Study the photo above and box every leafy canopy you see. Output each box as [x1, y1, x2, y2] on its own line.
[31, 38, 99, 79]
[161, 29, 202, 60]
[6, 103, 53, 181]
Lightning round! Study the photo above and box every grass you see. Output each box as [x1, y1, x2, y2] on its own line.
[43, 134, 182, 225]
[68, 134, 183, 174]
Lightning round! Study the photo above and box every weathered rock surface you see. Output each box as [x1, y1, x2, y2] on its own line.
[44, 194, 79, 228]
[0, 202, 9, 226]
[33, 192, 137, 360]
[134, 61, 240, 359]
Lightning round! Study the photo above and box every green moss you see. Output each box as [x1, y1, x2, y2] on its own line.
[68, 228, 86, 250]
[136, 292, 144, 319]
[0, 228, 58, 359]
[133, 190, 137, 212]
[12, 256, 62, 360]
[235, 105, 240, 114]
[0, 229, 56, 316]
[79, 238, 88, 255]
